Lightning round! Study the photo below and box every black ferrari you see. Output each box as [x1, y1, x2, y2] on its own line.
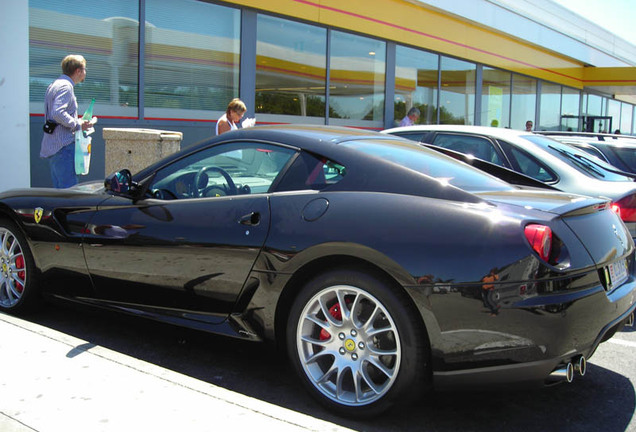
[1, 125, 635, 417]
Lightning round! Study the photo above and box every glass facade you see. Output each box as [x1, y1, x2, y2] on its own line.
[607, 99, 621, 133]
[620, 103, 633, 134]
[561, 87, 580, 131]
[255, 15, 327, 124]
[440, 56, 476, 125]
[538, 83, 561, 131]
[510, 74, 536, 130]
[481, 67, 511, 128]
[27, 0, 635, 134]
[585, 94, 604, 117]
[329, 31, 386, 128]
[144, 0, 240, 120]
[394, 46, 439, 126]
[29, 0, 139, 117]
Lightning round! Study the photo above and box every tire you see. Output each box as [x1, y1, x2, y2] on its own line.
[286, 268, 429, 417]
[0, 220, 40, 314]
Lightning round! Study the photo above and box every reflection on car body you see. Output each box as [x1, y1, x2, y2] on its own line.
[1, 125, 635, 418]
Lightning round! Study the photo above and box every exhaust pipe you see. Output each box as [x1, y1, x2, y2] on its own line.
[627, 313, 634, 328]
[574, 356, 586, 376]
[548, 362, 574, 383]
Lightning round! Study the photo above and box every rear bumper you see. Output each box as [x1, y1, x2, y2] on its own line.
[432, 300, 636, 390]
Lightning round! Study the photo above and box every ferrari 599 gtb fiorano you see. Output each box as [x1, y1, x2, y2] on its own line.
[1, 126, 635, 417]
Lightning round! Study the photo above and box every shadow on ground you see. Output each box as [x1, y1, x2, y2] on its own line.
[24, 302, 636, 432]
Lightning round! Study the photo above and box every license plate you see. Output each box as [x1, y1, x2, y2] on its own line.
[608, 259, 628, 289]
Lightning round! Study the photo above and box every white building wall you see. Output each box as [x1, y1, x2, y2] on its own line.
[0, 0, 31, 190]
[411, 0, 636, 67]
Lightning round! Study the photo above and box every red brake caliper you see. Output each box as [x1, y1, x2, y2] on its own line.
[15, 255, 25, 293]
[319, 303, 342, 340]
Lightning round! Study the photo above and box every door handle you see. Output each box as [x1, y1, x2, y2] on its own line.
[239, 212, 260, 226]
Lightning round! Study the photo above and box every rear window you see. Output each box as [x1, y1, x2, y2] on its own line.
[608, 146, 636, 173]
[341, 139, 514, 192]
[388, 131, 427, 142]
[524, 135, 636, 182]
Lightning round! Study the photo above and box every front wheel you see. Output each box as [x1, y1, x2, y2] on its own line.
[287, 269, 428, 417]
[0, 220, 39, 313]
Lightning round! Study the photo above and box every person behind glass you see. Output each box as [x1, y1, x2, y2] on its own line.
[216, 98, 247, 135]
[525, 120, 533, 132]
[40, 54, 91, 188]
[399, 107, 420, 127]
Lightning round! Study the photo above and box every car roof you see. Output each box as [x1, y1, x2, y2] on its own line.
[136, 125, 410, 176]
[133, 124, 505, 204]
[537, 131, 636, 140]
[382, 124, 535, 140]
[223, 124, 396, 143]
[537, 132, 636, 148]
[382, 124, 636, 200]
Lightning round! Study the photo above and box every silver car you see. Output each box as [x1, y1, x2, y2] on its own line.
[536, 131, 636, 175]
[382, 125, 636, 238]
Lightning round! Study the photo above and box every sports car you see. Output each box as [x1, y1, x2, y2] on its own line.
[1, 125, 635, 417]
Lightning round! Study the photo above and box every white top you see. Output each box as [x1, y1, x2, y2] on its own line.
[215, 113, 238, 135]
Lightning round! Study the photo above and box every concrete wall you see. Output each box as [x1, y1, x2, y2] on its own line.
[28, 117, 214, 187]
[0, 1, 31, 191]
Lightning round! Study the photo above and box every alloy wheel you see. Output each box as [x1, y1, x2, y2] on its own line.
[296, 284, 401, 406]
[0, 227, 27, 308]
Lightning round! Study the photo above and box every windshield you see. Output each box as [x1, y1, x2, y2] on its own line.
[341, 139, 515, 192]
[523, 135, 636, 182]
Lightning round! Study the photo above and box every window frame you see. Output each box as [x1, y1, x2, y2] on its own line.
[147, 141, 298, 200]
[430, 132, 504, 166]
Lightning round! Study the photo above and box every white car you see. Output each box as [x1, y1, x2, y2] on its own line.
[383, 125, 636, 238]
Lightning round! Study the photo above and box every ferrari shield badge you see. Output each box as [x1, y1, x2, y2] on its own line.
[34, 207, 43, 224]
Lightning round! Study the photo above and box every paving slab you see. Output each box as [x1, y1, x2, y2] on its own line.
[0, 313, 352, 432]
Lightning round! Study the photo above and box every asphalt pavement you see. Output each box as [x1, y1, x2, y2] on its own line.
[2, 306, 635, 432]
[0, 312, 352, 432]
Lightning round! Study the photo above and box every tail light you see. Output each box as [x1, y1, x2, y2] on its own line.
[525, 224, 552, 262]
[611, 194, 636, 222]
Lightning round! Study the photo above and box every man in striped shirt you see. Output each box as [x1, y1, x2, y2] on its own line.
[40, 54, 91, 188]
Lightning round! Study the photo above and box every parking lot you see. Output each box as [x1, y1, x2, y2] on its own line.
[1, 302, 634, 432]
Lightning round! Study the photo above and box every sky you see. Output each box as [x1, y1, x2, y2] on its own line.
[552, 0, 636, 46]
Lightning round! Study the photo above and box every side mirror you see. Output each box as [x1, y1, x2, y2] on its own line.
[105, 169, 134, 196]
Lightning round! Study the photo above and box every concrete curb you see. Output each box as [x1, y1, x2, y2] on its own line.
[0, 313, 353, 432]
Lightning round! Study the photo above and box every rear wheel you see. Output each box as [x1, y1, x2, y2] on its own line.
[0, 220, 39, 313]
[287, 269, 428, 417]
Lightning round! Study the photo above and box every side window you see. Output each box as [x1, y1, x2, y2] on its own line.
[432, 134, 502, 165]
[276, 151, 346, 191]
[390, 132, 426, 142]
[505, 146, 557, 183]
[147, 142, 296, 199]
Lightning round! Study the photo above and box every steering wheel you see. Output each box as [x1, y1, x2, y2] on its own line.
[151, 188, 178, 200]
[194, 166, 237, 198]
